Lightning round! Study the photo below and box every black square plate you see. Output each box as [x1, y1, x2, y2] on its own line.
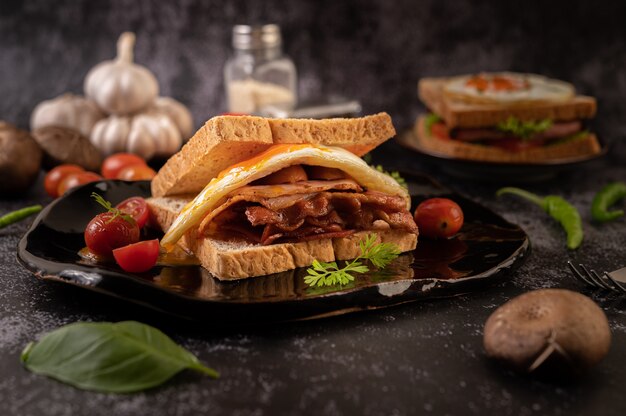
[18, 174, 529, 324]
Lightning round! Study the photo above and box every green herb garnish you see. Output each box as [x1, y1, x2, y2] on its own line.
[361, 154, 408, 190]
[372, 165, 407, 189]
[304, 234, 401, 287]
[91, 192, 134, 224]
[495, 117, 552, 139]
[21, 321, 218, 393]
[424, 113, 442, 134]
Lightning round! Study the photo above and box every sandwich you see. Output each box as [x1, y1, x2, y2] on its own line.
[147, 113, 418, 280]
[414, 72, 601, 163]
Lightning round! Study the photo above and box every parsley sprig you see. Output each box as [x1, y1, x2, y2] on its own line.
[91, 192, 134, 224]
[304, 235, 401, 287]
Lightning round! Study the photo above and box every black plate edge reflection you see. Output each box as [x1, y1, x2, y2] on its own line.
[17, 178, 529, 324]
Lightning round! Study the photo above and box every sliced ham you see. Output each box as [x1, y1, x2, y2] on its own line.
[535, 121, 582, 140]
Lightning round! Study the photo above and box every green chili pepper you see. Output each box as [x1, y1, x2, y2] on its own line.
[591, 182, 626, 223]
[496, 187, 583, 250]
[0, 205, 42, 229]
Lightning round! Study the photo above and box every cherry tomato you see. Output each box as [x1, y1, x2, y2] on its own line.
[116, 197, 149, 228]
[117, 164, 157, 181]
[57, 171, 103, 196]
[44, 164, 85, 197]
[84, 212, 140, 256]
[101, 153, 147, 179]
[113, 239, 160, 273]
[414, 198, 464, 239]
[431, 123, 450, 140]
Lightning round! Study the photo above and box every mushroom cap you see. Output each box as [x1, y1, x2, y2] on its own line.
[0, 122, 42, 194]
[483, 289, 611, 372]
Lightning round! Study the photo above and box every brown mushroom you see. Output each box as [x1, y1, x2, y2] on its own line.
[0, 122, 42, 195]
[32, 125, 102, 171]
[483, 289, 611, 374]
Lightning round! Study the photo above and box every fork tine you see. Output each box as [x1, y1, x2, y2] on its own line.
[604, 272, 626, 293]
[591, 269, 614, 290]
[568, 261, 596, 286]
[579, 264, 612, 290]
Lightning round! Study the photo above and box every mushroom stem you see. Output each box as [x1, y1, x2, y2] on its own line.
[116, 32, 136, 63]
[527, 330, 571, 372]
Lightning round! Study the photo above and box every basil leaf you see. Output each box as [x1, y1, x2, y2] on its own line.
[20, 321, 218, 393]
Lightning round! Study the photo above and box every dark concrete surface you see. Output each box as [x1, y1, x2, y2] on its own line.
[1, 1, 626, 415]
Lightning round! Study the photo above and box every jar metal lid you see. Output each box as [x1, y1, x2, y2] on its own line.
[232, 24, 282, 50]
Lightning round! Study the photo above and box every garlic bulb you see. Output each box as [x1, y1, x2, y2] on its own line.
[84, 32, 159, 115]
[90, 112, 182, 160]
[150, 97, 194, 139]
[30, 94, 104, 137]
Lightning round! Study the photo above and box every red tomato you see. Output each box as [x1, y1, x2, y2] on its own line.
[414, 198, 464, 239]
[431, 123, 450, 140]
[57, 172, 103, 196]
[101, 153, 147, 179]
[84, 212, 140, 256]
[44, 164, 85, 197]
[113, 239, 160, 273]
[117, 164, 157, 181]
[488, 138, 544, 152]
[116, 197, 149, 228]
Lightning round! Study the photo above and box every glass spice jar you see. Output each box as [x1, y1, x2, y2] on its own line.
[224, 24, 297, 114]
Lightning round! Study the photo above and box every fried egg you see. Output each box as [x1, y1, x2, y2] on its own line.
[443, 72, 575, 105]
[160, 144, 410, 250]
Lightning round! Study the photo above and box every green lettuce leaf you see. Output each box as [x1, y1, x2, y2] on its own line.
[496, 117, 552, 139]
[424, 113, 442, 134]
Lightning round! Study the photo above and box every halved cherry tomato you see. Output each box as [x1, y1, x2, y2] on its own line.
[117, 164, 157, 181]
[116, 197, 149, 228]
[44, 164, 85, 197]
[414, 198, 464, 239]
[101, 153, 147, 179]
[84, 212, 140, 256]
[431, 123, 450, 140]
[113, 239, 160, 273]
[57, 171, 103, 196]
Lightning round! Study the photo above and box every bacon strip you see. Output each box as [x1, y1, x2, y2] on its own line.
[200, 187, 418, 245]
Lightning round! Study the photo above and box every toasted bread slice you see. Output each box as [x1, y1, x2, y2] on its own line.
[418, 78, 597, 129]
[147, 195, 417, 280]
[151, 113, 396, 198]
[412, 115, 601, 163]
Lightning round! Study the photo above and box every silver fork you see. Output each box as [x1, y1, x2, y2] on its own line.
[568, 261, 626, 293]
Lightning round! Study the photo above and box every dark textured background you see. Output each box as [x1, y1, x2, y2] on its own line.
[2, 0, 626, 135]
[1, 1, 626, 415]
